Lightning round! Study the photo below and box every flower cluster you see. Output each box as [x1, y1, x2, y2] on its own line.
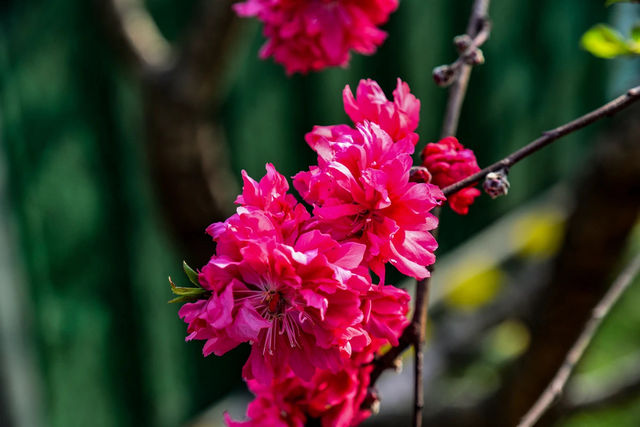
[175, 79, 480, 426]
[233, 0, 398, 74]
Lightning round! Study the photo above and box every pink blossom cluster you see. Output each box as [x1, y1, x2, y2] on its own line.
[233, 0, 398, 74]
[176, 79, 480, 426]
[420, 136, 481, 215]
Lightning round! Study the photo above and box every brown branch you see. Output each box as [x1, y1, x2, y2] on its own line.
[100, 0, 242, 264]
[99, 0, 172, 72]
[468, 112, 640, 427]
[439, 0, 491, 138]
[412, 277, 430, 427]
[517, 252, 640, 427]
[171, 0, 239, 107]
[443, 85, 640, 197]
[411, 2, 491, 425]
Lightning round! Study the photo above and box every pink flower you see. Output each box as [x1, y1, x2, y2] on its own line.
[306, 365, 373, 427]
[343, 78, 421, 145]
[225, 283, 410, 427]
[225, 376, 308, 427]
[180, 165, 373, 384]
[420, 136, 481, 215]
[362, 284, 410, 348]
[207, 163, 310, 249]
[227, 364, 373, 427]
[234, 0, 398, 74]
[294, 121, 444, 283]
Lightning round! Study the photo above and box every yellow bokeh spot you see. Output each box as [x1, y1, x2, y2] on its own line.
[444, 260, 504, 310]
[485, 320, 530, 361]
[512, 210, 564, 259]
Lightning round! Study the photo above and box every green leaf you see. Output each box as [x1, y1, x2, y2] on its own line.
[182, 261, 200, 287]
[581, 24, 632, 58]
[606, 0, 640, 6]
[168, 276, 209, 297]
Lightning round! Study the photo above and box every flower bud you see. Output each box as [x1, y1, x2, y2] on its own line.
[454, 34, 473, 53]
[483, 169, 510, 199]
[433, 65, 456, 87]
[464, 48, 485, 65]
[409, 166, 432, 183]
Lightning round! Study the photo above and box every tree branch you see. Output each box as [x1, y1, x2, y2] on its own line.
[517, 252, 640, 427]
[411, 2, 491, 425]
[171, 0, 239, 106]
[443, 86, 640, 197]
[412, 277, 430, 427]
[99, 0, 172, 72]
[439, 0, 491, 138]
[100, 0, 242, 264]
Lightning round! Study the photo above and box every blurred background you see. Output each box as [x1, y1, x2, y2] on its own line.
[1, 0, 639, 426]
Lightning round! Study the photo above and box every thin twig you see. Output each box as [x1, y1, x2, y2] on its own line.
[443, 86, 640, 197]
[412, 2, 491, 425]
[440, 0, 491, 138]
[517, 252, 640, 427]
[412, 277, 430, 427]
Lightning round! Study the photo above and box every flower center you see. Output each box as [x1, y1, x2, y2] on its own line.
[237, 280, 308, 355]
[350, 208, 384, 238]
[264, 289, 286, 316]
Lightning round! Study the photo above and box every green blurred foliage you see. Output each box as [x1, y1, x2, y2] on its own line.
[2, 0, 636, 426]
[581, 24, 640, 58]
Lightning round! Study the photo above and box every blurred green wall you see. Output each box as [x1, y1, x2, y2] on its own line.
[0, 0, 613, 426]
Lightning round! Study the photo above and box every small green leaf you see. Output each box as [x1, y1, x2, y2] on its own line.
[183, 261, 201, 287]
[169, 276, 209, 296]
[581, 24, 631, 58]
[606, 0, 640, 6]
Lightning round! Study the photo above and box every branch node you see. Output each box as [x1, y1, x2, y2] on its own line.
[392, 357, 403, 373]
[483, 168, 510, 199]
[463, 48, 485, 66]
[454, 34, 474, 53]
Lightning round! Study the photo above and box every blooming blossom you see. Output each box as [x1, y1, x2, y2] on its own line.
[233, 0, 398, 74]
[420, 136, 481, 215]
[294, 121, 444, 282]
[343, 78, 421, 145]
[180, 165, 372, 384]
[226, 364, 371, 427]
[225, 284, 410, 427]
[225, 375, 308, 427]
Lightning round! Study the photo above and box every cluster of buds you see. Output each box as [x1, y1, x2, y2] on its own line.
[433, 17, 490, 87]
